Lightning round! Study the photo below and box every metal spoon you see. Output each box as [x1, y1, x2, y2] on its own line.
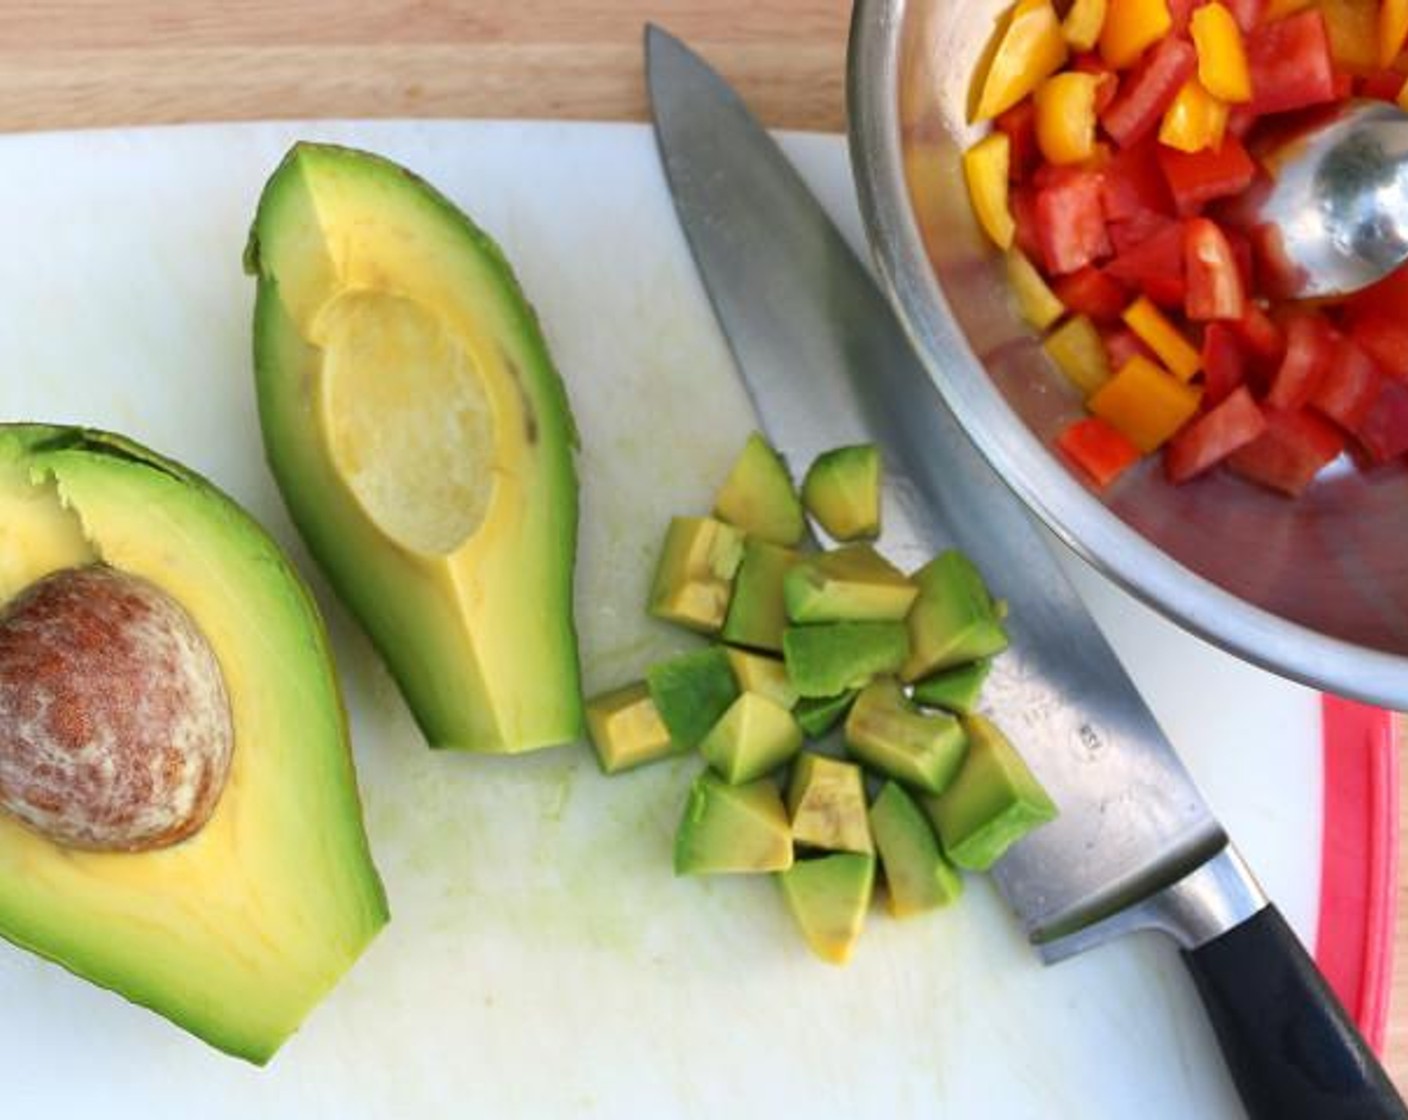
[1240, 99, 1408, 299]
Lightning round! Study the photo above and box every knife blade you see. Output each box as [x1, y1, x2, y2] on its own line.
[645, 23, 1404, 1120]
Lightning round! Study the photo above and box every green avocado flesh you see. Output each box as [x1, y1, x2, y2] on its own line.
[786, 754, 873, 854]
[585, 682, 677, 775]
[649, 516, 744, 634]
[724, 648, 798, 710]
[722, 538, 799, 653]
[903, 550, 1009, 682]
[778, 853, 876, 965]
[675, 770, 794, 875]
[870, 782, 962, 917]
[794, 690, 859, 737]
[0, 425, 387, 1063]
[801, 444, 881, 541]
[783, 544, 917, 624]
[844, 678, 968, 795]
[911, 659, 992, 715]
[646, 647, 740, 752]
[922, 715, 1057, 871]
[713, 433, 805, 546]
[246, 141, 582, 753]
[783, 621, 910, 698]
[700, 692, 804, 785]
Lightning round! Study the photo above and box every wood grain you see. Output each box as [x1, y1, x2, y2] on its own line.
[1, 0, 1404, 1097]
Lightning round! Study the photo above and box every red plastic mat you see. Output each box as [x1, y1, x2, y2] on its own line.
[1315, 696, 1401, 1054]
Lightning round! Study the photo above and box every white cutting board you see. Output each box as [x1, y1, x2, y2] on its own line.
[0, 121, 1322, 1119]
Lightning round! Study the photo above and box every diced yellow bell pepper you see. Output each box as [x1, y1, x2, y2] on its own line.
[1099, 0, 1172, 70]
[1006, 248, 1066, 330]
[1319, 0, 1379, 75]
[1190, 3, 1252, 103]
[1043, 314, 1111, 395]
[1397, 74, 1408, 110]
[1381, 0, 1408, 67]
[962, 133, 1015, 249]
[1033, 71, 1102, 165]
[1087, 355, 1203, 452]
[1158, 78, 1229, 153]
[1123, 296, 1202, 381]
[1063, 0, 1109, 51]
[973, 0, 1070, 121]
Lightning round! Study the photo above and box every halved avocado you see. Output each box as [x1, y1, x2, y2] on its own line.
[246, 142, 582, 753]
[0, 425, 387, 1063]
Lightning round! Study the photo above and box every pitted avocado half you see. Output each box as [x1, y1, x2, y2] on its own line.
[0, 424, 386, 1063]
[246, 142, 583, 753]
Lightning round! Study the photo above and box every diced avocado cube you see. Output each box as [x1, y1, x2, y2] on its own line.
[647, 516, 745, 634]
[786, 753, 873, 854]
[921, 715, 1057, 871]
[802, 444, 881, 541]
[902, 550, 1009, 682]
[794, 690, 859, 737]
[584, 681, 680, 775]
[713, 432, 805, 546]
[724, 647, 798, 709]
[778, 852, 876, 964]
[911, 659, 992, 715]
[700, 692, 805, 784]
[721, 538, 800, 653]
[782, 621, 909, 698]
[869, 782, 962, 917]
[843, 678, 968, 795]
[646, 647, 740, 751]
[675, 769, 794, 875]
[783, 543, 918, 624]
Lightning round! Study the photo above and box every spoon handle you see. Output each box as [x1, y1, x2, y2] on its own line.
[1184, 904, 1406, 1119]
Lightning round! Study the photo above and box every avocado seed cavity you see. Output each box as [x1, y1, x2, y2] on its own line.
[0, 564, 234, 852]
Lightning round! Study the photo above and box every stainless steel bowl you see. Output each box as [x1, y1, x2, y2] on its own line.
[847, 0, 1408, 708]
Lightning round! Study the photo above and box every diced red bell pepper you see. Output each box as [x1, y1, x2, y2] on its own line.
[1266, 312, 1334, 410]
[1165, 386, 1268, 482]
[1156, 136, 1258, 215]
[1184, 217, 1247, 321]
[1201, 322, 1247, 406]
[1357, 70, 1407, 102]
[1227, 406, 1345, 495]
[1345, 309, 1408, 380]
[1053, 266, 1130, 322]
[1103, 326, 1154, 369]
[995, 101, 1042, 183]
[1350, 378, 1408, 462]
[1108, 209, 1177, 255]
[1100, 137, 1175, 221]
[1011, 185, 1043, 261]
[1101, 37, 1199, 148]
[1225, 0, 1262, 34]
[1310, 337, 1383, 432]
[1057, 416, 1144, 487]
[1231, 301, 1285, 368]
[1106, 220, 1187, 308]
[1071, 54, 1121, 114]
[1330, 71, 1354, 101]
[1035, 169, 1113, 274]
[1246, 10, 1336, 117]
[1168, 0, 1196, 34]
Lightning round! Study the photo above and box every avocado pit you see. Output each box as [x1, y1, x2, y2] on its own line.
[0, 564, 234, 852]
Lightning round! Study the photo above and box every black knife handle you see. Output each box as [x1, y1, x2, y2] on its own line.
[1183, 904, 1406, 1119]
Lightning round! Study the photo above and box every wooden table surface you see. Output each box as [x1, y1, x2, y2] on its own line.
[2, 0, 1404, 1098]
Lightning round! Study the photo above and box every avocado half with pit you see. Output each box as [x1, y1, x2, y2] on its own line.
[245, 142, 583, 753]
[0, 425, 387, 1063]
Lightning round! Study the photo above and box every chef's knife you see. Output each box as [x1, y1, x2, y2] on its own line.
[644, 24, 1405, 1120]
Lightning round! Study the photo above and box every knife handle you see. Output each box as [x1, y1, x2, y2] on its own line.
[1183, 904, 1406, 1119]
